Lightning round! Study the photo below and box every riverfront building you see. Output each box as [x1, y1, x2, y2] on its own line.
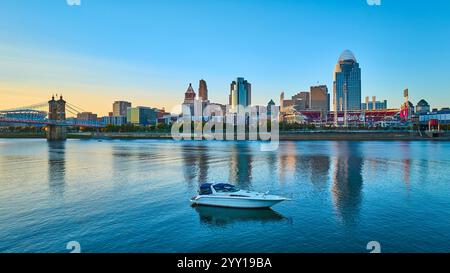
[181, 83, 197, 116]
[178, 80, 225, 122]
[229, 77, 251, 111]
[310, 85, 330, 111]
[416, 99, 431, 114]
[198, 79, 209, 102]
[280, 91, 309, 113]
[333, 50, 362, 111]
[281, 86, 329, 114]
[77, 112, 98, 121]
[419, 108, 450, 125]
[127, 107, 157, 126]
[113, 101, 131, 117]
[184, 83, 196, 104]
[102, 115, 127, 126]
[292, 92, 310, 110]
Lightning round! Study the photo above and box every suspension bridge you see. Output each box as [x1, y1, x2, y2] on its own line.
[0, 95, 106, 140]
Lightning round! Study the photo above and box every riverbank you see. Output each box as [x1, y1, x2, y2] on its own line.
[279, 131, 450, 141]
[0, 132, 92, 139]
[0, 132, 46, 138]
[1, 131, 450, 141]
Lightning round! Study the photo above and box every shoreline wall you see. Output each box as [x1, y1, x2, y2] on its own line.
[2, 131, 449, 141]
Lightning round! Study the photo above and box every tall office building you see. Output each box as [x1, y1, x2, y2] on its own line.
[198, 79, 208, 102]
[333, 50, 361, 111]
[182, 83, 197, 116]
[184, 83, 196, 104]
[229, 77, 251, 110]
[280, 91, 309, 113]
[113, 101, 131, 117]
[310, 85, 330, 111]
[292, 92, 310, 110]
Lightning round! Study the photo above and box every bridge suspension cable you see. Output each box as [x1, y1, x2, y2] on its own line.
[66, 102, 87, 113]
[65, 107, 79, 116]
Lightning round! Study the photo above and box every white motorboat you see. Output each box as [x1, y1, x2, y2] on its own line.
[190, 183, 287, 209]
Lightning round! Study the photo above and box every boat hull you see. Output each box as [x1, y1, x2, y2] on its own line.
[191, 196, 285, 209]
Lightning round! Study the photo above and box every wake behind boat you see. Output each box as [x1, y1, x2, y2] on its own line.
[190, 183, 287, 209]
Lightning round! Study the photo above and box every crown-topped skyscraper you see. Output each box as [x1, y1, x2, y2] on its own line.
[333, 50, 361, 112]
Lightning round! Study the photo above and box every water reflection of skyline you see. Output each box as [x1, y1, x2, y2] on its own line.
[229, 143, 253, 189]
[178, 141, 366, 227]
[47, 141, 66, 197]
[2, 139, 446, 252]
[181, 142, 255, 189]
[296, 155, 330, 190]
[399, 142, 412, 191]
[182, 143, 210, 187]
[331, 142, 364, 226]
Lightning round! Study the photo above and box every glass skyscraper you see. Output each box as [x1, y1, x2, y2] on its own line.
[333, 50, 361, 111]
[229, 77, 251, 111]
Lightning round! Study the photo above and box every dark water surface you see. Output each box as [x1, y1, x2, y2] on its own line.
[0, 139, 449, 253]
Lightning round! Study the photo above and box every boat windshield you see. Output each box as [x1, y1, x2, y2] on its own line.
[199, 183, 213, 195]
[213, 183, 240, 193]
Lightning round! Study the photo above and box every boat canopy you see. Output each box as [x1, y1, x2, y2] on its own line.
[213, 183, 239, 193]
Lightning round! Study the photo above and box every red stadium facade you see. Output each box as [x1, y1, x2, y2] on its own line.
[283, 109, 400, 126]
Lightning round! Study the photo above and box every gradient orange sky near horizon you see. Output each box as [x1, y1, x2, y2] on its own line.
[0, 43, 240, 116]
[0, 45, 184, 116]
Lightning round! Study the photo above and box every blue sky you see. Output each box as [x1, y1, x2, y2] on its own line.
[1, 0, 449, 115]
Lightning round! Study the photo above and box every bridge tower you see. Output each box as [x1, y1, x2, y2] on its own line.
[47, 95, 67, 141]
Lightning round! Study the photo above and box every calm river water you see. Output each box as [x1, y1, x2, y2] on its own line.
[0, 139, 449, 253]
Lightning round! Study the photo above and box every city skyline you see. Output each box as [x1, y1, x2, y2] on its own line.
[1, 0, 450, 116]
